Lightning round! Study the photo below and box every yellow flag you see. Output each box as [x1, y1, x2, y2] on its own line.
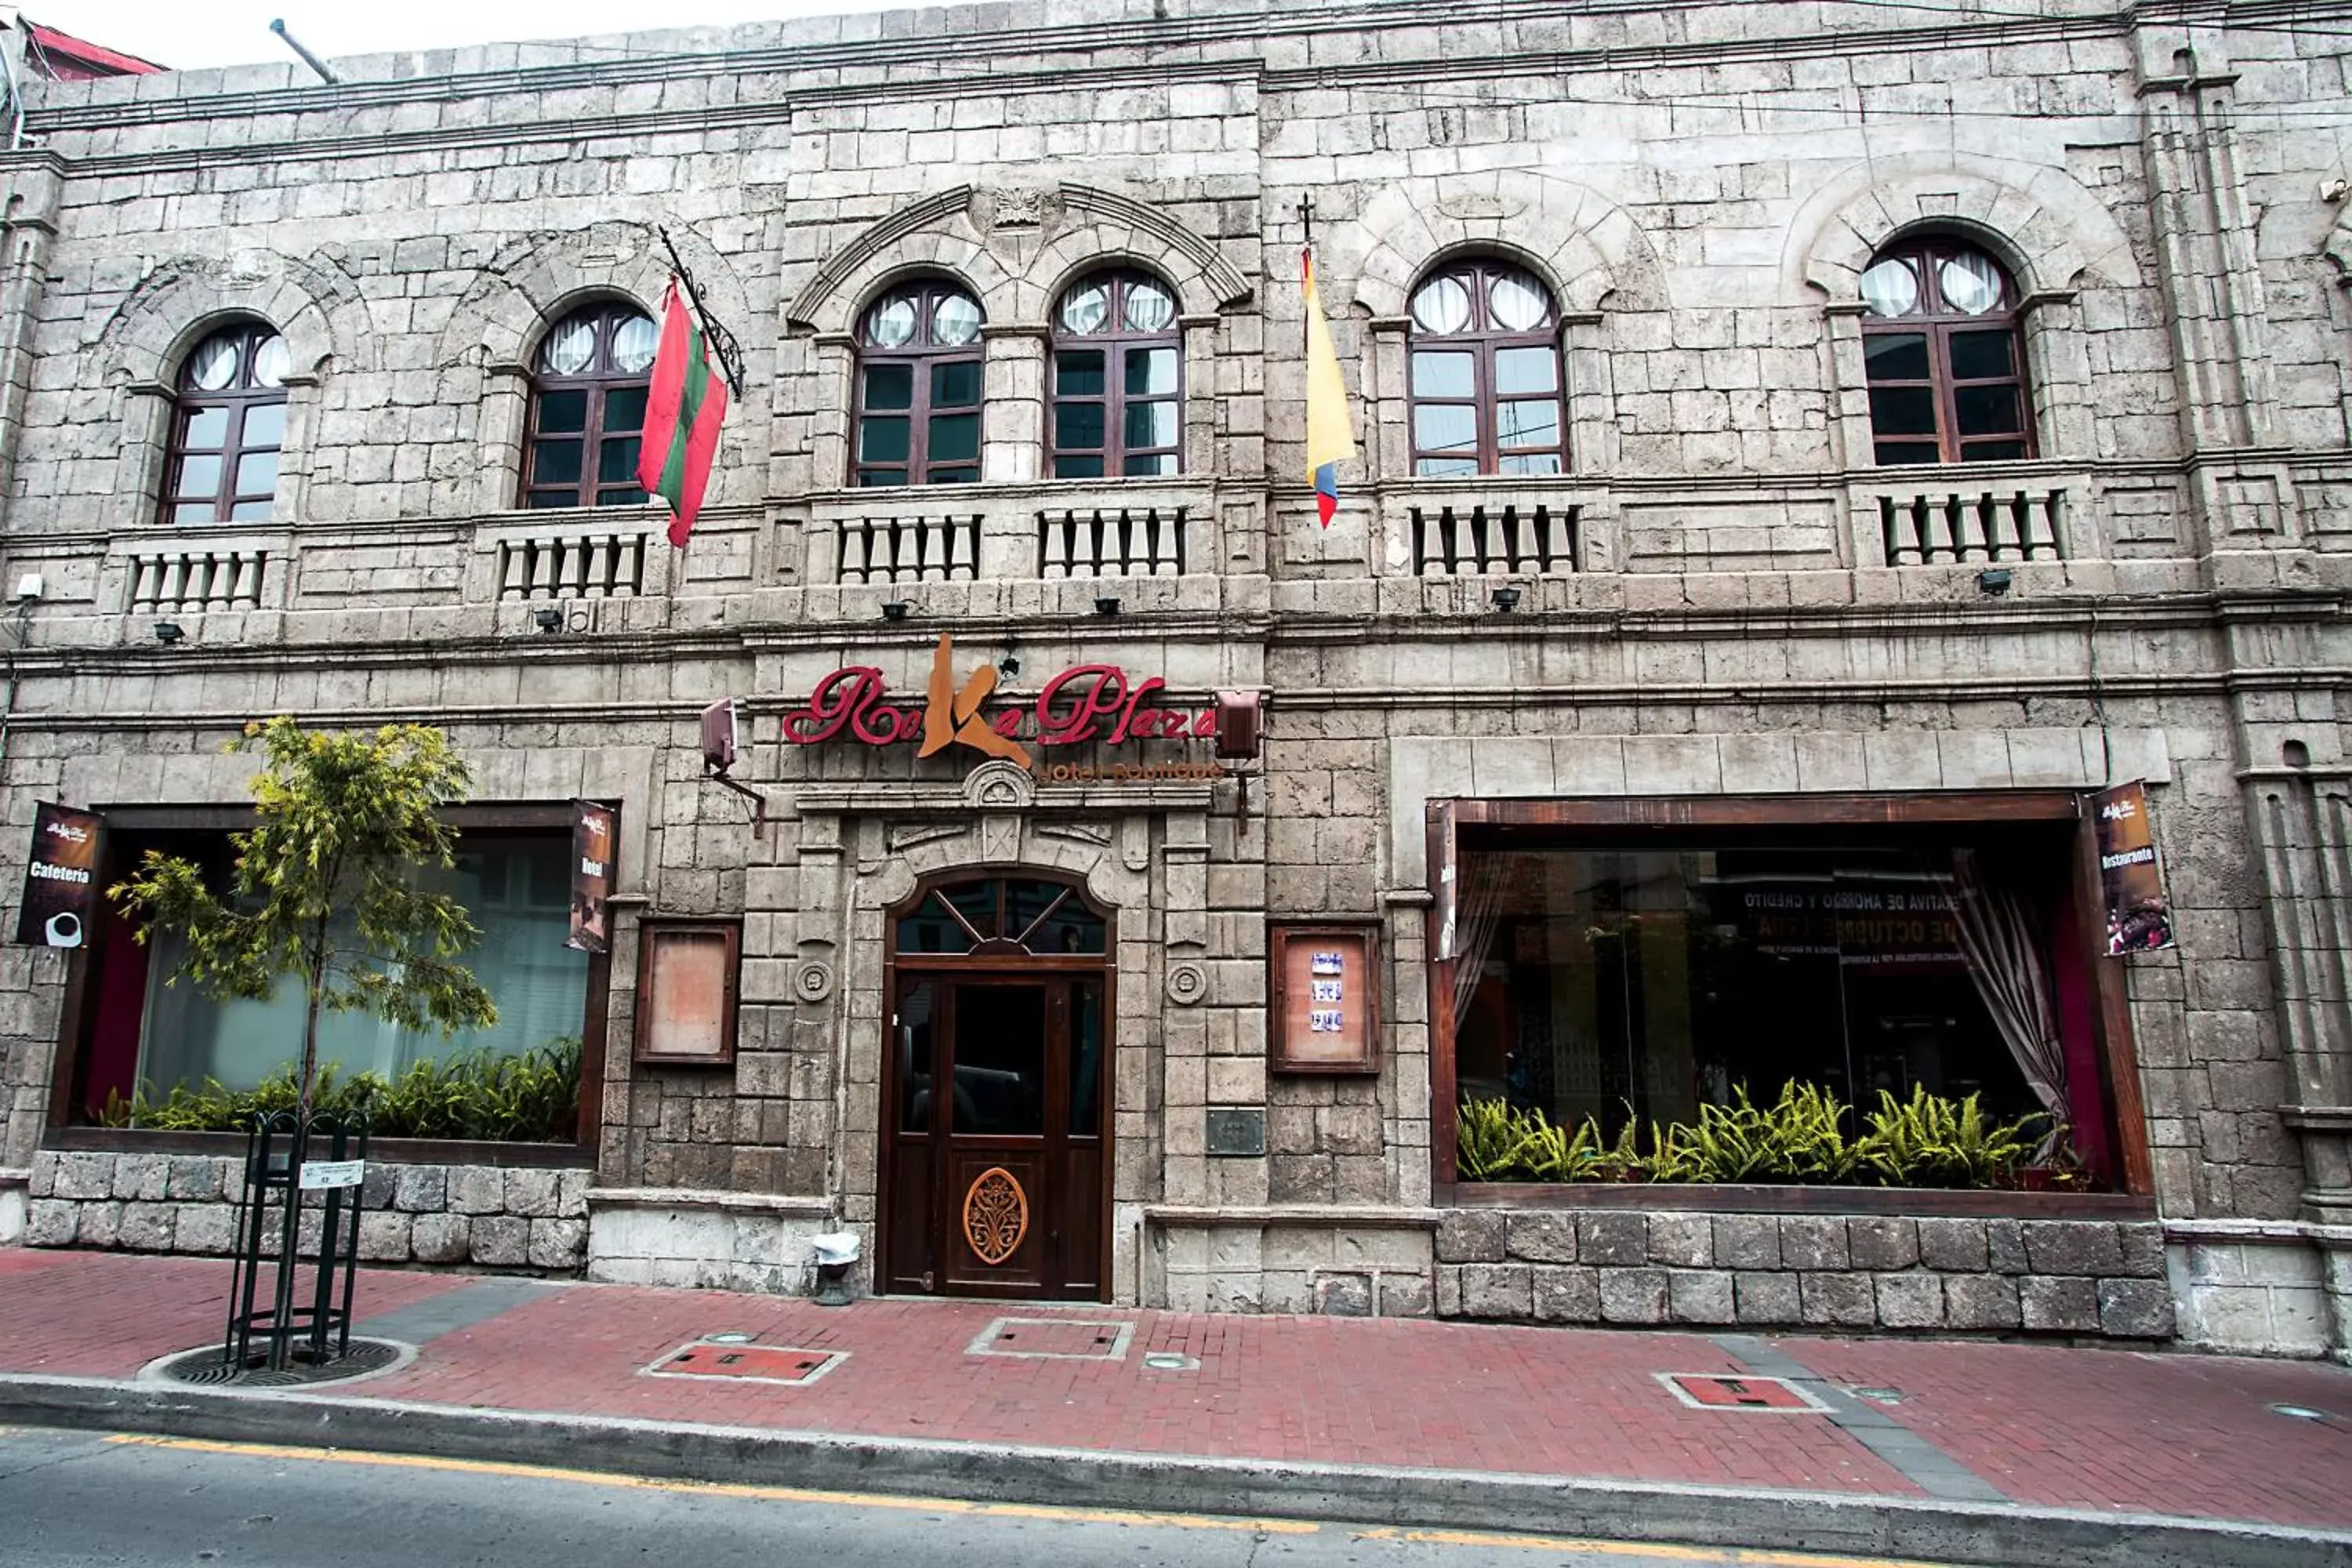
[1302, 247, 1356, 526]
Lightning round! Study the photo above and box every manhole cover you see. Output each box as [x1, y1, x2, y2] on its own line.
[1657, 1372, 1830, 1413]
[644, 1341, 845, 1387]
[147, 1338, 409, 1390]
[966, 1316, 1134, 1360]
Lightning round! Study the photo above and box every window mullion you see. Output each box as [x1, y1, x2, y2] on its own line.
[219, 400, 245, 521]
[579, 377, 607, 509]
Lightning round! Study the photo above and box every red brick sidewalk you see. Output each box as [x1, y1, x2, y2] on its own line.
[2, 1247, 2347, 1530]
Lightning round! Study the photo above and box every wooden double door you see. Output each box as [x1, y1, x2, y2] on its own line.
[879, 970, 1109, 1299]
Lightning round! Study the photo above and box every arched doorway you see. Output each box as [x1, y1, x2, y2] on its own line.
[879, 873, 1113, 1300]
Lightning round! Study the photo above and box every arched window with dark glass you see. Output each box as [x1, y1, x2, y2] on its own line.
[523, 300, 657, 509]
[1860, 238, 2034, 465]
[855, 280, 984, 486]
[162, 323, 288, 523]
[1407, 260, 1564, 477]
[1050, 270, 1181, 478]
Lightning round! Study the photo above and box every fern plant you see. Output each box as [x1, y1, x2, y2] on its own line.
[1851, 1084, 2046, 1189]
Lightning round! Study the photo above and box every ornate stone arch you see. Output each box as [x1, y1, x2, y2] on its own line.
[1026, 183, 1251, 319]
[1785, 154, 2144, 300]
[93, 250, 366, 531]
[1340, 171, 1663, 494]
[1788, 155, 2142, 470]
[1343, 169, 1668, 320]
[433, 219, 749, 514]
[784, 187, 1019, 338]
[98, 250, 361, 387]
[432, 218, 745, 372]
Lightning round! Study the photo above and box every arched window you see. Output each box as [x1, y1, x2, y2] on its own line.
[855, 280, 984, 487]
[162, 323, 288, 523]
[1407, 260, 1564, 477]
[523, 300, 658, 510]
[1860, 238, 2033, 465]
[1050, 270, 1181, 479]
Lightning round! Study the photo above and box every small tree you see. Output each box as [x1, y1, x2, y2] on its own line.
[113, 717, 498, 1119]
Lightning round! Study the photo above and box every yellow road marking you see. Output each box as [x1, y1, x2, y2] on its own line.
[102, 1433, 1947, 1567]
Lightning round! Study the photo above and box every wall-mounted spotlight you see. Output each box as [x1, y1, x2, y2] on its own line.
[880, 601, 911, 622]
[1094, 596, 1122, 618]
[533, 608, 564, 633]
[1976, 568, 2013, 597]
[153, 620, 184, 645]
[1490, 586, 1523, 612]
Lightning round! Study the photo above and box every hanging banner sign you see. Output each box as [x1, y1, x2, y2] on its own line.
[15, 801, 102, 949]
[568, 800, 615, 953]
[2092, 781, 2175, 955]
[782, 633, 1218, 773]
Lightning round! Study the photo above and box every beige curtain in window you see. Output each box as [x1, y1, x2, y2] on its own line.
[1450, 852, 1510, 1026]
[1946, 848, 2069, 1159]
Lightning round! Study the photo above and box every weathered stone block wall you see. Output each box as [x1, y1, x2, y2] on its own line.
[22, 1149, 591, 1272]
[1432, 1210, 2176, 1341]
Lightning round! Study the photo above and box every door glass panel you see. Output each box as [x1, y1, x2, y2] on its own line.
[940, 880, 998, 938]
[927, 411, 980, 464]
[931, 360, 982, 408]
[897, 980, 937, 1134]
[1123, 452, 1178, 477]
[1414, 403, 1477, 461]
[1005, 880, 1069, 946]
[1054, 454, 1105, 479]
[1054, 401, 1105, 451]
[858, 415, 910, 464]
[1874, 440, 1942, 466]
[896, 891, 976, 954]
[531, 440, 583, 486]
[240, 402, 285, 448]
[1054, 350, 1105, 397]
[1123, 400, 1178, 448]
[1125, 347, 1178, 397]
[603, 385, 648, 434]
[1494, 345, 1557, 395]
[951, 985, 1045, 1136]
[1495, 399, 1559, 448]
[1410, 350, 1474, 397]
[176, 454, 223, 499]
[862, 361, 913, 411]
[1954, 384, 2020, 437]
[536, 388, 588, 434]
[1497, 452, 1563, 476]
[1070, 980, 1103, 1137]
[234, 451, 280, 495]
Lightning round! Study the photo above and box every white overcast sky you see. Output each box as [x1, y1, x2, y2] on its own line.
[37, 1, 953, 70]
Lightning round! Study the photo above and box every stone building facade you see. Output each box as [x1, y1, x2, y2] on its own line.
[0, 0, 2350, 1358]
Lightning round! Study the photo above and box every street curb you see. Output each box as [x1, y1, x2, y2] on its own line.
[2, 1373, 2347, 1568]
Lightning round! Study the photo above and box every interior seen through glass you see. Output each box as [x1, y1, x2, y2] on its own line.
[1452, 840, 2067, 1141]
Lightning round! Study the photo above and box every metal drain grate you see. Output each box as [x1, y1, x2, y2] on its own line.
[966, 1316, 1135, 1360]
[644, 1341, 846, 1387]
[1657, 1372, 1831, 1413]
[150, 1338, 407, 1389]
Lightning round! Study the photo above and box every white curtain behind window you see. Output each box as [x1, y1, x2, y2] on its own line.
[1450, 852, 1510, 1029]
[1946, 848, 2069, 1158]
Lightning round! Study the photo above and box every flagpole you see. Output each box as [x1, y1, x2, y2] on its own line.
[655, 226, 744, 398]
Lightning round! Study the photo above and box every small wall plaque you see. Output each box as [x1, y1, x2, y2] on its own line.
[1205, 1108, 1266, 1158]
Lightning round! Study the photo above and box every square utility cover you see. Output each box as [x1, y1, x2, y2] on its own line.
[966, 1316, 1135, 1360]
[1657, 1372, 1831, 1413]
[644, 1341, 847, 1387]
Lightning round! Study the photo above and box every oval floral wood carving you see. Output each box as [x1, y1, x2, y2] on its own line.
[962, 1167, 1029, 1266]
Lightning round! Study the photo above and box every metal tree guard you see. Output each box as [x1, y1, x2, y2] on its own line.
[224, 1106, 368, 1372]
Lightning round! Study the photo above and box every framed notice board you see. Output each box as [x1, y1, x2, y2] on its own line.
[1269, 921, 1381, 1074]
[633, 919, 741, 1067]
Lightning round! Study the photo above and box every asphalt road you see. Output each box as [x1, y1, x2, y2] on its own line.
[0, 1423, 1969, 1568]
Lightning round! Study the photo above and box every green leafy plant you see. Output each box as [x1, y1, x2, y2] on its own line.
[110, 717, 498, 1120]
[1455, 1080, 2059, 1192]
[1850, 1084, 2047, 1189]
[96, 1037, 582, 1144]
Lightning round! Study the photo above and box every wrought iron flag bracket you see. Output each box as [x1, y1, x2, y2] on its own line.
[657, 226, 745, 398]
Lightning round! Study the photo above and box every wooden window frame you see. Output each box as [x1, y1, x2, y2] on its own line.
[1406, 259, 1566, 478]
[1048, 270, 1183, 481]
[1423, 792, 2151, 1200]
[45, 803, 615, 1157]
[1860, 238, 2035, 466]
[854, 280, 985, 488]
[161, 323, 288, 524]
[1269, 920, 1383, 1075]
[521, 300, 657, 511]
[633, 917, 742, 1068]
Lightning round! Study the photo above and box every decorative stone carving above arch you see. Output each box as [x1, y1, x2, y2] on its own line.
[1342, 169, 1668, 320]
[432, 217, 746, 372]
[99, 249, 363, 388]
[784, 186, 1017, 336]
[1785, 153, 2144, 301]
[1028, 183, 1252, 318]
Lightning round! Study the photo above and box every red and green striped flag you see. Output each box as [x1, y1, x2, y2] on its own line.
[636, 278, 729, 549]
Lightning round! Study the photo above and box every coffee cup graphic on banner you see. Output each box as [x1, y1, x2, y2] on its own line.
[15, 802, 103, 949]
